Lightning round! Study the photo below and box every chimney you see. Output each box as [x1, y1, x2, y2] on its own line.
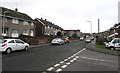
[41, 17, 43, 20]
[45, 19, 47, 21]
[15, 8, 18, 11]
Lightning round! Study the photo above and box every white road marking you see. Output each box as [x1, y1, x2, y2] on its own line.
[61, 65, 67, 68]
[73, 58, 77, 61]
[47, 67, 54, 71]
[64, 59, 68, 61]
[68, 57, 71, 59]
[73, 54, 76, 56]
[76, 56, 79, 58]
[80, 56, 105, 62]
[76, 52, 79, 55]
[54, 64, 60, 67]
[71, 55, 74, 58]
[70, 60, 74, 63]
[56, 68, 62, 72]
[66, 62, 71, 65]
[60, 61, 64, 64]
[46, 48, 86, 72]
[78, 48, 86, 53]
[41, 72, 47, 73]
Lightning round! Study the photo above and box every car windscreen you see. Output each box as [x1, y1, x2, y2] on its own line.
[0, 39, 7, 43]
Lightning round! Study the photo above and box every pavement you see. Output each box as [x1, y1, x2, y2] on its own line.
[30, 39, 78, 48]
[86, 39, 120, 56]
[30, 43, 50, 48]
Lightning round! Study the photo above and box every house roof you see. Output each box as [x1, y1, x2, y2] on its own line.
[35, 18, 64, 30]
[39, 19, 53, 26]
[1, 7, 33, 22]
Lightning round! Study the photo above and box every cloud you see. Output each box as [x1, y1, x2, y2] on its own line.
[0, 0, 119, 33]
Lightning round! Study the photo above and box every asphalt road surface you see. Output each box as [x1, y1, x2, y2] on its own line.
[2, 40, 119, 73]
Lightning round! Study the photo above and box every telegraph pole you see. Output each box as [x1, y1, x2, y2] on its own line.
[98, 19, 100, 33]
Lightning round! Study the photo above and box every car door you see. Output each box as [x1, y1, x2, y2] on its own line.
[113, 39, 119, 48]
[115, 39, 120, 48]
[15, 39, 25, 50]
[8, 40, 17, 51]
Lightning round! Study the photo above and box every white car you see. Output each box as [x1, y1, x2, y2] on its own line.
[51, 38, 65, 45]
[80, 37, 84, 41]
[0, 39, 29, 54]
[85, 38, 91, 43]
[105, 38, 120, 50]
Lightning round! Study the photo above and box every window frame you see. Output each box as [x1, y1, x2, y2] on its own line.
[12, 19, 19, 24]
[23, 21, 29, 25]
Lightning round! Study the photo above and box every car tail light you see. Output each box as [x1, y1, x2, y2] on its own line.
[2, 44, 7, 47]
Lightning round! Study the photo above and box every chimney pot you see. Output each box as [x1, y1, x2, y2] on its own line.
[15, 8, 18, 11]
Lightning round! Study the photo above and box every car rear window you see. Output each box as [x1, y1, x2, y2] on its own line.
[0, 39, 7, 43]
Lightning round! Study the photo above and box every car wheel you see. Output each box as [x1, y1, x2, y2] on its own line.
[59, 42, 62, 45]
[24, 46, 29, 51]
[6, 48, 11, 54]
[110, 46, 115, 50]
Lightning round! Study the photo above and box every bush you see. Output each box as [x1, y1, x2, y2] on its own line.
[72, 33, 77, 39]
[96, 36, 105, 45]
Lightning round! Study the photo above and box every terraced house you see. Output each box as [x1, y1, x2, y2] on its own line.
[35, 18, 64, 37]
[108, 24, 120, 38]
[0, 7, 35, 38]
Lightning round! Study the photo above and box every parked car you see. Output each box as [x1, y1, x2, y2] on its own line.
[80, 37, 84, 41]
[90, 37, 94, 40]
[63, 36, 69, 39]
[105, 38, 120, 50]
[0, 39, 29, 54]
[85, 38, 91, 43]
[51, 38, 65, 45]
[62, 38, 70, 44]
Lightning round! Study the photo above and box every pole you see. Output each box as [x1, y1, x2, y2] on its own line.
[2, 11, 8, 39]
[3, 12, 5, 38]
[0, 8, 2, 39]
[98, 19, 100, 33]
[90, 21, 92, 34]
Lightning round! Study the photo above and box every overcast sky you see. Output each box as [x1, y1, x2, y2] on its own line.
[0, 0, 119, 33]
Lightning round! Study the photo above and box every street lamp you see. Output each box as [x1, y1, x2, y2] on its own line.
[87, 21, 92, 34]
[2, 11, 9, 38]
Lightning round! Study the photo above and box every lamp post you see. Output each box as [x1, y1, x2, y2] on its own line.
[2, 11, 9, 39]
[87, 21, 92, 34]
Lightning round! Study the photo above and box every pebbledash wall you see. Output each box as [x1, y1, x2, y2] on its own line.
[118, 1, 120, 23]
[0, 7, 2, 39]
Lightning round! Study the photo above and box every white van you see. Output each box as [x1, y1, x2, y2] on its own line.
[105, 38, 120, 50]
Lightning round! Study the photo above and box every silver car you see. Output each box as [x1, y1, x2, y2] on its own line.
[51, 38, 65, 45]
[85, 38, 91, 43]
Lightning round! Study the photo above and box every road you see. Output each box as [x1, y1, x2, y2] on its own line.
[2, 40, 119, 73]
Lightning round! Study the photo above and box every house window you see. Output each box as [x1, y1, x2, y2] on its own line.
[50, 26, 53, 29]
[48, 26, 50, 29]
[12, 19, 19, 24]
[45, 26, 47, 28]
[30, 30, 34, 36]
[31, 22, 34, 26]
[23, 21, 29, 25]
[3, 18, 7, 22]
[12, 29, 18, 34]
[11, 29, 19, 37]
[23, 29, 29, 35]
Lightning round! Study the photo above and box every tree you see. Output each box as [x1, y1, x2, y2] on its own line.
[57, 32, 62, 37]
[72, 33, 77, 38]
